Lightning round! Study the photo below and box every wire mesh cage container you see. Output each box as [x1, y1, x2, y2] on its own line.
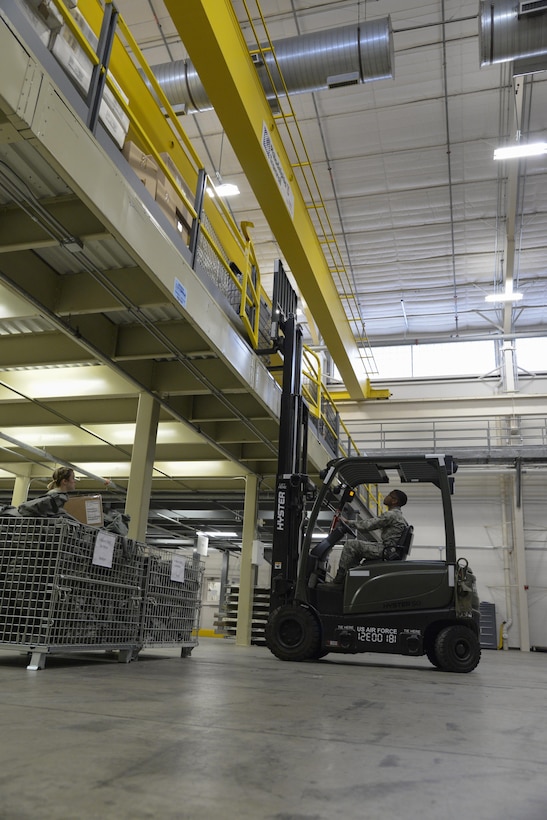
[0, 517, 144, 669]
[139, 548, 204, 656]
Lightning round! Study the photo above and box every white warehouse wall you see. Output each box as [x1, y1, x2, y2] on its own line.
[338, 374, 547, 651]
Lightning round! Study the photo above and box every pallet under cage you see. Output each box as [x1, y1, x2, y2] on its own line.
[138, 549, 204, 657]
[0, 517, 144, 669]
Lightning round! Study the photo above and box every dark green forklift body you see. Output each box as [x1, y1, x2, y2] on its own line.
[265, 454, 481, 673]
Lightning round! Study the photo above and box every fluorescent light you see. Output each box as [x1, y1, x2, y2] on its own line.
[207, 183, 240, 197]
[493, 142, 547, 160]
[197, 530, 239, 538]
[214, 182, 240, 197]
[485, 292, 523, 303]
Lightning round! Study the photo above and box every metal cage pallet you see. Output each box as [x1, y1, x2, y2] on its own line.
[139, 551, 204, 655]
[0, 518, 203, 669]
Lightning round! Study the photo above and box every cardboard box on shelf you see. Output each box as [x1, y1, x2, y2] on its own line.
[18, 0, 60, 47]
[157, 153, 193, 200]
[50, 6, 129, 148]
[155, 177, 192, 244]
[64, 495, 104, 527]
[122, 141, 159, 198]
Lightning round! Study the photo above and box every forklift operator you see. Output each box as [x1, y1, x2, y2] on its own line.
[333, 489, 409, 583]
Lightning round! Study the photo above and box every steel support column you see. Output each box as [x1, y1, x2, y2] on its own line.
[500, 76, 524, 393]
[11, 464, 33, 507]
[511, 464, 530, 651]
[236, 473, 259, 646]
[126, 391, 160, 541]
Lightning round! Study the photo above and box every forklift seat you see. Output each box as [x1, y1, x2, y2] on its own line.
[382, 525, 414, 561]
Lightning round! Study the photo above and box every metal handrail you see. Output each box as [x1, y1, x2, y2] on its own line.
[54, 0, 263, 347]
[342, 415, 547, 454]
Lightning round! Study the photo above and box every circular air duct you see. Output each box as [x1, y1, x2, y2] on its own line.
[479, 0, 547, 66]
[150, 17, 394, 113]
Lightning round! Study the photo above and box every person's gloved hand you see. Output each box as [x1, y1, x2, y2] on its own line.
[341, 503, 356, 520]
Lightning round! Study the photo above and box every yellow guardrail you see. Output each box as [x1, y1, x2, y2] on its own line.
[47, 0, 361, 460]
[53, 0, 262, 347]
[302, 346, 362, 457]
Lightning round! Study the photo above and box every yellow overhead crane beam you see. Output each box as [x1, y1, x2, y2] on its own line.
[164, 0, 376, 400]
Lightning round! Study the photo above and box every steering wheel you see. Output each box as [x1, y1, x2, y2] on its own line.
[335, 518, 356, 539]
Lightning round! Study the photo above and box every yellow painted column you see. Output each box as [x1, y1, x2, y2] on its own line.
[11, 465, 33, 506]
[236, 473, 259, 646]
[125, 392, 160, 542]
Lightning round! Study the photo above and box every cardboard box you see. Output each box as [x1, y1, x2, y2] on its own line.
[21, 0, 64, 39]
[122, 141, 159, 198]
[157, 153, 193, 239]
[64, 495, 104, 527]
[157, 153, 192, 200]
[50, 7, 129, 148]
[19, 0, 56, 48]
[155, 177, 192, 243]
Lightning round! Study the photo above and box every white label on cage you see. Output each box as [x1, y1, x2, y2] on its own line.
[171, 555, 186, 583]
[92, 530, 116, 568]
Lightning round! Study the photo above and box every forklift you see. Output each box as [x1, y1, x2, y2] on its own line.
[264, 265, 481, 673]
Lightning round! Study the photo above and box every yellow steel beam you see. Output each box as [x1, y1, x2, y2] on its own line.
[165, 0, 370, 399]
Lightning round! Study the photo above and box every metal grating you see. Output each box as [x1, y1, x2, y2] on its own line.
[0, 517, 143, 647]
[139, 549, 204, 647]
[479, 601, 498, 649]
[0, 519, 204, 666]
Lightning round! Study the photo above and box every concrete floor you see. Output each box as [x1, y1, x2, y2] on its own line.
[0, 640, 546, 820]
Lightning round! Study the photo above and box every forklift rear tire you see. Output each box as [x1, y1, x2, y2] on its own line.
[435, 625, 481, 673]
[265, 604, 321, 661]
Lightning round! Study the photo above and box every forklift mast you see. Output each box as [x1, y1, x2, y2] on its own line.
[269, 263, 310, 611]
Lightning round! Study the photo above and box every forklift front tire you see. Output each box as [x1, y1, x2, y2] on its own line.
[424, 636, 441, 669]
[265, 604, 321, 662]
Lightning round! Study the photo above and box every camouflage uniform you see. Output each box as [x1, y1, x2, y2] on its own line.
[338, 508, 408, 572]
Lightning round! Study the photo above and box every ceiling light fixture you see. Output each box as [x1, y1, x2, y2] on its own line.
[484, 292, 523, 303]
[197, 530, 239, 538]
[206, 182, 240, 198]
[493, 142, 547, 160]
[213, 182, 240, 197]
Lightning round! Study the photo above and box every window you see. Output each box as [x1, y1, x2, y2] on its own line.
[515, 337, 547, 374]
[370, 341, 496, 379]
